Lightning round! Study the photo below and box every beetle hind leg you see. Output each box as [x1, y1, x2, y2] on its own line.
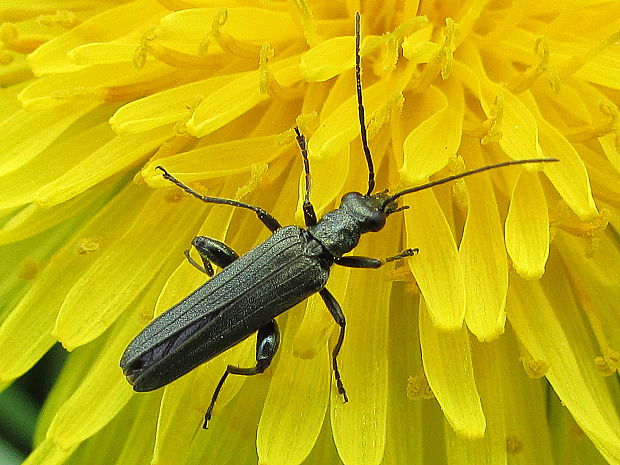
[185, 236, 239, 276]
[203, 320, 280, 429]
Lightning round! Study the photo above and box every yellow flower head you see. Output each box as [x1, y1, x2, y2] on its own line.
[0, 1, 619, 465]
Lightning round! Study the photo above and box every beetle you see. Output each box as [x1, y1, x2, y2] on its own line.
[120, 12, 557, 428]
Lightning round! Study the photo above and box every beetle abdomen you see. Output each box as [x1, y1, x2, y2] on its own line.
[121, 225, 330, 391]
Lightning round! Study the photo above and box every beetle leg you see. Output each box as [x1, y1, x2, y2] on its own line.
[334, 248, 419, 268]
[319, 288, 348, 403]
[203, 320, 280, 429]
[157, 166, 282, 232]
[293, 127, 318, 227]
[185, 236, 240, 276]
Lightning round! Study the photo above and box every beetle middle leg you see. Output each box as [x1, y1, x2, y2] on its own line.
[156, 166, 282, 232]
[319, 288, 349, 402]
[184, 236, 239, 276]
[203, 320, 280, 429]
[335, 248, 419, 268]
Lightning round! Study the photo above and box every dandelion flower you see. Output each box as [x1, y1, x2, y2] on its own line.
[0, 1, 619, 465]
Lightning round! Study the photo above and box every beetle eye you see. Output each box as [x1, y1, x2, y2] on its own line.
[365, 211, 386, 232]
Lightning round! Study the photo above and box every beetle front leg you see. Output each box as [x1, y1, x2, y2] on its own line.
[203, 320, 280, 429]
[334, 248, 419, 269]
[319, 288, 348, 403]
[294, 127, 318, 227]
[184, 236, 240, 276]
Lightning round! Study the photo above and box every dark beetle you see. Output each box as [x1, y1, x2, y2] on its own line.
[120, 12, 557, 428]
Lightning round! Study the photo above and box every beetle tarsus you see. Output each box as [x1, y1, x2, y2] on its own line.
[384, 248, 419, 263]
[331, 316, 348, 403]
[334, 362, 349, 403]
[203, 411, 212, 429]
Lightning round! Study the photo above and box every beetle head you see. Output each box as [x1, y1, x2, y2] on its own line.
[340, 191, 402, 233]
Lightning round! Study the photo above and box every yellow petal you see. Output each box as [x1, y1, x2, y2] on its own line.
[34, 341, 105, 443]
[53, 190, 205, 350]
[157, 7, 301, 47]
[154, 340, 256, 464]
[499, 26, 620, 90]
[115, 397, 159, 464]
[296, 144, 350, 221]
[492, 87, 542, 159]
[419, 300, 486, 438]
[400, 80, 463, 186]
[22, 440, 77, 465]
[445, 340, 507, 464]
[309, 66, 412, 161]
[505, 171, 550, 279]
[383, 285, 424, 464]
[460, 140, 508, 341]
[403, 40, 439, 64]
[568, 81, 620, 174]
[446, 335, 555, 464]
[0, 82, 25, 119]
[68, 43, 137, 66]
[401, 24, 435, 63]
[45, 312, 136, 449]
[508, 261, 620, 464]
[109, 74, 238, 135]
[257, 309, 330, 465]
[70, 399, 133, 464]
[27, 0, 166, 75]
[557, 231, 620, 376]
[516, 90, 599, 221]
[185, 55, 301, 138]
[0, 118, 113, 210]
[156, 186, 236, 312]
[0, 54, 31, 88]
[599, 133, 620, 175]
[189, 364, 270, 464]
[292, 266, 350, 360]
[494, 332, 555, 464]
[457, 43, 542, 160]
[0, 184, 146, 382]
[0, 101, 97, 174]
[187, 70, 269, 137]
[141, 135, 282, 185]
[37, 125, 173, 207]
[0, 181, 111, 245]
[301, 36, 354, 82]
[538, 117, 599, 221]
[0, 248, 55, 380]
[330, 222, 396, 465]
[153, 368, 211, 465]
[404, 190, 465, 329]
[18, 61, 175, 111]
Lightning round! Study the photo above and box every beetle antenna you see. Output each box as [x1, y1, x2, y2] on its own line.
[355, 12, 375, 196]
[380, 158, 559, 212]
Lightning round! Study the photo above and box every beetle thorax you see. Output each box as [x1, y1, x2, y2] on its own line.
[308, 192, 388, 257]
